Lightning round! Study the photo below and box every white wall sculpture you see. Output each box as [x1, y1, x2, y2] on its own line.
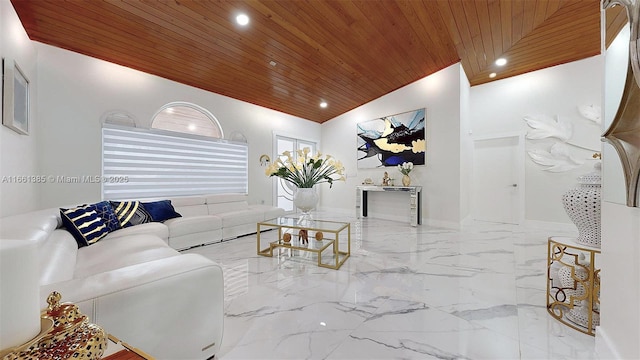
[525, 106, 601, 172]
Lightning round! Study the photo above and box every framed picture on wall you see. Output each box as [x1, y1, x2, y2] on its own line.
[356, 108, 426, 168]
[2, 58, 30, 135]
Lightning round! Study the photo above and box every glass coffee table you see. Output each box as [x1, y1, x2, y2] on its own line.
[257, 217, 351, 270]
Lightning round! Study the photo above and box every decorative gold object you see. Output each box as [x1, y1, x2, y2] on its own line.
[282, 233, 291, 243]
[315, 231, 324, 241]
[546, 237, 600, 336]
[402, 174, 411, 186]
[0, 291, 107, 360]
[602, 0, 640, 207]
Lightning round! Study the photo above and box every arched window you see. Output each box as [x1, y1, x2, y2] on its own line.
[151, 102, 223, 138]
[101, 102, 248, 200]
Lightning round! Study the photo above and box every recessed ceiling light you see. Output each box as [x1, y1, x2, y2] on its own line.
[188, 124, 197, 131]
[269, 61, 277, 67]
[320, 101, 328, 108]
[236, 13, 249, 26]
[489, 72, 497, 78]
[495, 58, 507, 66]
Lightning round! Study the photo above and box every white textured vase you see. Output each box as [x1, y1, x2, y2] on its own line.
[293, 187, 319, 216]
[561, 163, 601, 248]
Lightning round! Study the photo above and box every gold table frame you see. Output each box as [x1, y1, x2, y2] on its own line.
[257, 217, 351, 270]
[546, 236, 600, 336]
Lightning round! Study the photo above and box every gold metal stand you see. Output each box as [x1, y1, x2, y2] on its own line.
[546, 237, 600, 335]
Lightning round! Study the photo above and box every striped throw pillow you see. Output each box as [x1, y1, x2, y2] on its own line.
[60, 206, 109, 247]
[110, 201, 152, 228]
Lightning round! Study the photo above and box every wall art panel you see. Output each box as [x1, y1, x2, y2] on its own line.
[356, 108, 425, 168]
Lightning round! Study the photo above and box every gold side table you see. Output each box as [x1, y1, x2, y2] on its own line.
[546, 236, 600, 335]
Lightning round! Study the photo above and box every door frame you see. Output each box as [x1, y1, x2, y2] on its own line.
[471, 131, 526, 225]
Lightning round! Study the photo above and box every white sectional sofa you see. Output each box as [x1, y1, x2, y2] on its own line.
[0, 193, 284, 359]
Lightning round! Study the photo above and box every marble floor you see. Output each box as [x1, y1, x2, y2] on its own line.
[185, 211, 597, 359]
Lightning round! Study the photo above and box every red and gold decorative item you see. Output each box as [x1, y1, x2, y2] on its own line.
[282, 233, 292, 243]
[0, 291, 107, 360]
[315, 231, 324, 241]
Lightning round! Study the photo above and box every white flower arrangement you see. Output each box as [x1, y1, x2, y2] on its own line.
[397, 162, 414, 175]
[265, 147, 345, 188]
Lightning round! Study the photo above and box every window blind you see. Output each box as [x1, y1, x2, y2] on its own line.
[102, 125, 248, 200]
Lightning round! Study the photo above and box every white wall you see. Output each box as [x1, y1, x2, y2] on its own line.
[470, 57, 604, 224]
[321, 64, 465, 227]
[35, 43, 320, 209]
[0, 0, 39, 217]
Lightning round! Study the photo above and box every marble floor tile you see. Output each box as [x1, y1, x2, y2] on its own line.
[186, 211, 594, 359]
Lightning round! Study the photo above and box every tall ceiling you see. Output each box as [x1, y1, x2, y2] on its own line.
[10, 0, 627, 123]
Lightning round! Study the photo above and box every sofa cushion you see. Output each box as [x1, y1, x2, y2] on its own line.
[142, 200, 182, 222]
[104, 222, 169, 242]
[218, 209, 263, 228]
[249, 204, 286, 221]
[164, 215, 222, 238]
[60, 205, 109, 247]
[39, 229, 78, 285]
[75, 234, 178, 277]
[110, 201, 152, 228]
[88, 201, 121, 232]
[205, 193, 248, 204]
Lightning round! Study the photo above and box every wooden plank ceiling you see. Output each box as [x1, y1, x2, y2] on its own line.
[10, 0, 627, 123]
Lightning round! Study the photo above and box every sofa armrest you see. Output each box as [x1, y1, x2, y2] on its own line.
[40, 254, 223, 359]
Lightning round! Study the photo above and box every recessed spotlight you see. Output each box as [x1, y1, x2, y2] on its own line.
[269, 61, 277, 67]
[188, 124, 197, 131]
[495, 58, 507, 66]
[489, 72, 497, 78]
[319, 101, 328, 108]
[236, 13, 249, 26]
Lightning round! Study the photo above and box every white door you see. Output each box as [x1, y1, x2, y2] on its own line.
[472, 136, 523, 224]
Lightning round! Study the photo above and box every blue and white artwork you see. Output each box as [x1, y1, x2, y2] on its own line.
[357, 108, 426, 168]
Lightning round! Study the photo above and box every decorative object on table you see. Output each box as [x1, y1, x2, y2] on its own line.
[2, 58, 30, 135]
[382, 171, 390, 186]
[362, 178, 373, 185]
[357, 108, 426, 168]
[315, 231, 324, 241]
[298, 229, 309, 244]
[265, 147, 345, 216]
[561, 162, 601, 248]
[0, 291, 107, 360]
[397, 162, 414, 186]
[282, 233, 291, 243]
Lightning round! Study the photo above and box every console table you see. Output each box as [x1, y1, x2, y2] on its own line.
[355, 185, 422, 226]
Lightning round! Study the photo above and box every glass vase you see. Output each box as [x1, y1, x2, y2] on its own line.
[293, 187, 319, 221]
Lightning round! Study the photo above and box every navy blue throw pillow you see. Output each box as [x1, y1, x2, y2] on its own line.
[87, 201, 121, 232]
[60, 205, 109, 247]
[142, 200, 182, 222]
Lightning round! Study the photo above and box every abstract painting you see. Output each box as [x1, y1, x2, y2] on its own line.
[357, 108, 425, 168]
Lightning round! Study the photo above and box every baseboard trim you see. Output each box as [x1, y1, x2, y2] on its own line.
[524, 219, 577, 233]
[595, 327, 622, 360]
